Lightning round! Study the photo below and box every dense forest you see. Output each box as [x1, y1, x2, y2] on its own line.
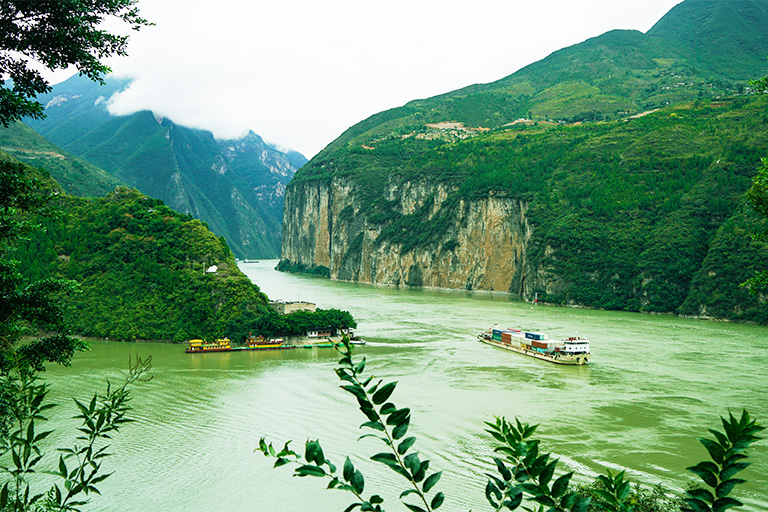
[10, 166, 354, 342]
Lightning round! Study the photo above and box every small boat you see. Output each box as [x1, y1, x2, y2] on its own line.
[478, 325, 590, 365]
[242, 335, 295, 351]
[185, 333, 366, 354]
[185, 338, 232, 353]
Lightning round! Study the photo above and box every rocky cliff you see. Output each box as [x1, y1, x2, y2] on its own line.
[283, 176, 568, 295]
[280, 95, 768, 323]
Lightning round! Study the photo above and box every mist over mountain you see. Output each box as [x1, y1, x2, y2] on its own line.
[24, 75, 307, 258]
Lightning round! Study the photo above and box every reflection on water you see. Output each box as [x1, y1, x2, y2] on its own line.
[40, 260, 768, 511]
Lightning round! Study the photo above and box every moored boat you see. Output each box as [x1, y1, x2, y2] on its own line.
[242, 335, 295, 351]
[186, 338, 232, 353]
[478, 325, 590, 365]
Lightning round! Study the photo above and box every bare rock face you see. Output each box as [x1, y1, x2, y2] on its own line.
[281, 176, 540, 295]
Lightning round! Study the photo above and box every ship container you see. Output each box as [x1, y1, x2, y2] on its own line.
[501, 332, 513, 344]
[531, 340, 549, 350]
[520, 337, 532, 346]
[524, 332, 547, 341]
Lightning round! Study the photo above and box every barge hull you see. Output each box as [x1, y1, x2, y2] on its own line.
[478, 337, 590, 365]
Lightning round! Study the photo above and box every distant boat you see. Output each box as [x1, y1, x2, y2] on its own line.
[478, 325, 590, 365]
[185, 333, 365, 354]
[241, 259, 260, 263]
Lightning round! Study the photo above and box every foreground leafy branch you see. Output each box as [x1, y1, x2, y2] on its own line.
[0, 356, 152, 512]
[682, 410, 764, 512]
[259, 337, 443, 512]
[260, 339, 763, 512]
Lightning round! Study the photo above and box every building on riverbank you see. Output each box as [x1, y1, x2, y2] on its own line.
[269, 300, 316, 315]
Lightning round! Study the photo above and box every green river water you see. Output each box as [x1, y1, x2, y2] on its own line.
[43, 260, 768, 511]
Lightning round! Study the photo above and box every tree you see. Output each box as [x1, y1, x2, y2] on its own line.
[744, 75, 768, 295]
[743, 157, 768, 294]
[0, 161, 84, 378]
[0, 0, 151, 126]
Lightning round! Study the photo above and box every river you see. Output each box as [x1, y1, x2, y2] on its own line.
[43, 260, 768, 511]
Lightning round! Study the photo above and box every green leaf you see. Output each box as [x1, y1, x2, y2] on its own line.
[688, 462, 719, 488]
[485, 480, 500, 507]
[551, 472, 572, 498]
[344, 457, 354, 482]
[539, 460, 557, 487]
[686, 488, 715, 504]
[715, 479, 746, 498]
[431, 491, 445, 509]
[616, 480, 630, 501]
[380, 402, 397, 415]
[372, 382, 397, 405]
[593, 489, 618, 505]
[573, 495, 591, 512]
[370, 452, 398, 466]
[423, 471, 442, 493]
[305, 441, 318, 463]
[370, 495, 383, 505]
[354, 358, 366, 375]
[708, 429, 730, 449]
[507, 492, 523, 510]
[361, 421, 385, 432]
[404, 504, 427, 512]
[295, 465, 326, 477]
[398, 437, 417, 455]
[699, 438, 725, 464]
[413, 460, 430, 482]
[386, 408, 410, 426]
[494, 457, 512, 481]
[0, 482, 7, 508]
[392, 416, 410, 440]
[343, 503, 362, 512]
[719, 462, 749, 481]
[683, 497, 714, 512]
[351, 469, 365, 494]
[400, 489, 420, 499]
[712, 495, 741, 510]
[342, 384, 367, 401]
[404, 453, 421, 475]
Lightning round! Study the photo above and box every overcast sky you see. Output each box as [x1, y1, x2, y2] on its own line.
[54, 0, 684, 158]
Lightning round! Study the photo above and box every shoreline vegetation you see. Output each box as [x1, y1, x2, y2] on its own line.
[12, 177, 356, 344]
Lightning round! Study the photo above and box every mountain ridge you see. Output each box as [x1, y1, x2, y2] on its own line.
[279, 0, 768, 323]
[23, 75, 307, 258]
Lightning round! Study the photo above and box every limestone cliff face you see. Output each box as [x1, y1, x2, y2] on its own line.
[282, 177, 548, 296]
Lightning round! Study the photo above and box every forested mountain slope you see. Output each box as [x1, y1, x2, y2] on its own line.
[24, 75, 307, 259]
[280, 0, 768, 323]
[320, 0, 768, 156]
[0, 121, 123, 197]
[9, 161, 272, 341]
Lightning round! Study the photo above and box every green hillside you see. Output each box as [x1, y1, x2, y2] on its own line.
[320, 0, 768, 156]
[15, 183, 270, 341]
[24, 75, 307, 259]
[0, 121, 123, 197]
[280, 0, 768, 322]
[287, 97, 768, 323]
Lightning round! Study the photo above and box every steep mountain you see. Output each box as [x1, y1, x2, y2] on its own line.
[280, 0, 768, 323]
[0, 121, 123, 197]
[25, 75, 307, 258]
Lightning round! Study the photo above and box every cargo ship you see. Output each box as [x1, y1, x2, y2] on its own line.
[478, 325, 590, 365]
